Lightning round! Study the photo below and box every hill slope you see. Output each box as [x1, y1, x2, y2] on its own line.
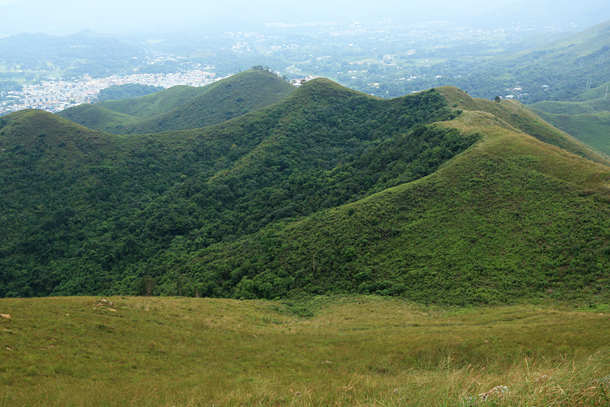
[2, 81, 610, 304]
[55, 103, 143, 134]
[168, 87, 610, 304]
[1, 80, 462, 297]
[57, 69, 296, 134]
[533, 109, 610, 157]
[500, 20, 610, 103]
[1, 296, 608, 406]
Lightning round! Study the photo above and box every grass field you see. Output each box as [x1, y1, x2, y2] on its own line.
[534, 110, 610, 157]
[1, 296, 609, 406]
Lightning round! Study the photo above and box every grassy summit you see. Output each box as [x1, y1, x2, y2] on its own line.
[58, 69, 295, 134]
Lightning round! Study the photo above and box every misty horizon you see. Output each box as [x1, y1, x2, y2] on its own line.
[1, 0, 609, 37]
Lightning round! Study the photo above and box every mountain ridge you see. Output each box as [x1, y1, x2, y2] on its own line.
[2, 78, 610, 304]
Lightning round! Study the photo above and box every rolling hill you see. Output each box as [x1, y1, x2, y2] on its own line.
[57, 69, 296, 134]
[2, 78, 610, 305]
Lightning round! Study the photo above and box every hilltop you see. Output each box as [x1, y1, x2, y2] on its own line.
[58, 69, 295, 134]
[173, 87, 610, 304]
[2, 79, 610, 305]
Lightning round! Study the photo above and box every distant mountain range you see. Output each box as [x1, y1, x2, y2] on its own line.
[473, 0, 610, 30]
[1, 70, 610, 305]
[499, 19, 610, 102]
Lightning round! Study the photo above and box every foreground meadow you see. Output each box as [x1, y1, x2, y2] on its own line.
[1, 295, 609, 406]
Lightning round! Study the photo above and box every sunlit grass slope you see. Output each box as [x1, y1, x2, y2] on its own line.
[1, 296, 609, 406]
[535, 109, 610, 157]
[57, 69, 295, 134]
[440, 86, 607, 163]
[55, 103, 141, 134]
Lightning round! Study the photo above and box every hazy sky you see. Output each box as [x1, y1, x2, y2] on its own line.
[0, 0, 608, 35]
[0, 0, 516, 23]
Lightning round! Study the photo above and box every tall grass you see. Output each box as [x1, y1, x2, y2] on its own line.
[1, 296, 609, 406]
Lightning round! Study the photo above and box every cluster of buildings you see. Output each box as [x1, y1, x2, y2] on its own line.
[0, 70, 217, 115]
[289, 75, 319, 86]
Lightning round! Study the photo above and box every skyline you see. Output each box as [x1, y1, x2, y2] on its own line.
[2, 0, 609, 36]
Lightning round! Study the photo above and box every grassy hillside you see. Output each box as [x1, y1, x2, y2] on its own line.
[56, 103, 141, 134]
[535, 109, 610, 157]
[498, 20, 610, 102]
[146, 87, 610, 304]
[530, 93, 610, 159]
[96, 85, 208, 119]
[532, 98, 610, 115]
[57, 69, 295, 134]
[122, 68, 295, 134]
[95, 83, 164, 102]
[1, 295, 609, 406]
[440, 87, 606, 163]
[528, 20, 610, 57]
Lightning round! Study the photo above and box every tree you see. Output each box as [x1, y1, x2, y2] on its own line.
[139, 275, 156, 296]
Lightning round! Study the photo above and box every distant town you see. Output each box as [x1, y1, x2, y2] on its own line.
[0, 70, 218, 116]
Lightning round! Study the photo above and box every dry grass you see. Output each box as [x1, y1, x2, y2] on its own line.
[1, 296, 609, 406]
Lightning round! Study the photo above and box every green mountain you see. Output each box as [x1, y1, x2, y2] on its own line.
[502, 20, 610, 103]
[2, 80, 610, 305]
[97, 85, 212, 119]
[524, 22, 610, 159]
[57, 69, 295, 134]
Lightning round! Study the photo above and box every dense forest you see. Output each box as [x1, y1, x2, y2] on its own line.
[2, 71, 610, 304]
[0, 80, 469, 298]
